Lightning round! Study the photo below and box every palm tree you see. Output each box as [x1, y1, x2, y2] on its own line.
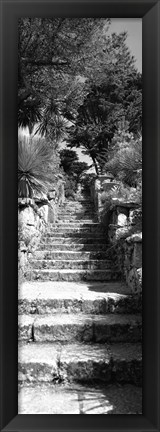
[18, 92, 42, 135]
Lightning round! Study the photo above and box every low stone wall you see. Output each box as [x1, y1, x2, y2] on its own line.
[18, 199, 48, 280]
[124, 233, 142, 293]
[18, 180, 65, 281]
[107, 202, 142, 294]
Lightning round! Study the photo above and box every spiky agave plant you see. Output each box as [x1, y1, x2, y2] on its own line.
[18, 136, 55, 198]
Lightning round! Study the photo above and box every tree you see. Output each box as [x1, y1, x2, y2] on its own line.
[68, 33, 142, 174]
[59, 149, 78, 173]
[18, 18, 111, 134]
[59, 148, 88, 192]
[67, 32, 142, 174]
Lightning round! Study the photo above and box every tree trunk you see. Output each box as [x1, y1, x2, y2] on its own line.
[92, 156, 99, 175]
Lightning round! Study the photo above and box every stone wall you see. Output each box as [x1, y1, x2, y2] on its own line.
[18, 199, 48, 280]
[107, 202, 142, 294]
[18, 180, 65, 281]
[90, 178, 142, 293]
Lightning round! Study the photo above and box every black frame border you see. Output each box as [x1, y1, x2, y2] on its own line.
[0, 1, 160, 431]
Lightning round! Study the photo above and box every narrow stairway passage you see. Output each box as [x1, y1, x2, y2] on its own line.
[18, 196, 142, 414]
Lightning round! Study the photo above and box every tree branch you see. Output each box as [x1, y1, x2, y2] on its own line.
[21, 58, 69, 67]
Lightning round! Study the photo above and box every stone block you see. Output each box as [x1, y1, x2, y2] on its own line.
[126, 268, 142, 294]
[38, 204, 49, 223]
[18, 315, 34, 340]
[132, 242, 142, 268]
[48, 190, 56, 200]
[117, 213, 128, 227]
[19, 206, 35, 227]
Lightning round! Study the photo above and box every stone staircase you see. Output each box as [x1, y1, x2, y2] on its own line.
[18, 198, 142, 414]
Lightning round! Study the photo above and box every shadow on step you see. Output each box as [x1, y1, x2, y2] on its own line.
[69, 384, 142, 414]
[18, 382, 142, 414]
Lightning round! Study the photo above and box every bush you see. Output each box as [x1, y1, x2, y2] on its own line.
[18, 136, 56, 198]
[104, 123, 142, 187]
[64, 175, 77, 199]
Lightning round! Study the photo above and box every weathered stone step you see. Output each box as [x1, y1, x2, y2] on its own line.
[59, 202, 93, 208]
[25, 269, 120, 282]
[58, 204, 94, 214]
[58, 206, 93, 212]
[57, 217, 96, 222]
[34, 250, 109, 260]
[57, 215, 96, 221]
[47, 225, 103, 233]
[30, 259, 112, 270]
[44, 232, 106, 239]
[18, 342, 142, 385]
[39, 243, 108, 251]
[58, 212, 95, 222]
[19, 313, 142, 343]
[49, 220, 95, 226]
[18, 382, 142, 414]
[59, 206, 93, 211]
[58, 207, 94, 213]
[19, 281, 142, 315]
[41, 236, 107, 244]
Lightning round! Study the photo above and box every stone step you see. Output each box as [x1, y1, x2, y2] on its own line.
[30, 259, 113, 270]
[41, 236, 107, 244]
[60, 202, 93, 208]
[59, 206, 93, 210]
[25, 269, 120, 282]
[49, 220, 95, 225]
[19, 281, 142, 315]
[57, 217, 96, 223]
[18, 342, 142, 385]
[47, 224, 102, 233]
[57, 215, 96, 221]
[19, 313, 142, 343]
[58, 206, 93, 211]
[58, 212, 94, 217]
[34, 250, 109, 260]
[44, 232, 106, 239]
[39, 243, 108, 251]
[58, 208, 94, 213]
[18, 382, 142, 414]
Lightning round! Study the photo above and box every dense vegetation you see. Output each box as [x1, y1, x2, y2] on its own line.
[67, 32, 142, 174]
[59, 149, 88, 198]
[18, 18, 142, 201]
[18, 18, 110, 136]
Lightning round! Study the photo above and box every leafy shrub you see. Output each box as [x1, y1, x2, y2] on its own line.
[104, 122, 142, 187]
[64, 175, 77, 199]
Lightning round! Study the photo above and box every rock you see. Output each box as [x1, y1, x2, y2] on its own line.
[126, 268, 142, 294]
[117, 213, 128, 227]
[126, 232, 142, 243]
[132, 243, 142, 268]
